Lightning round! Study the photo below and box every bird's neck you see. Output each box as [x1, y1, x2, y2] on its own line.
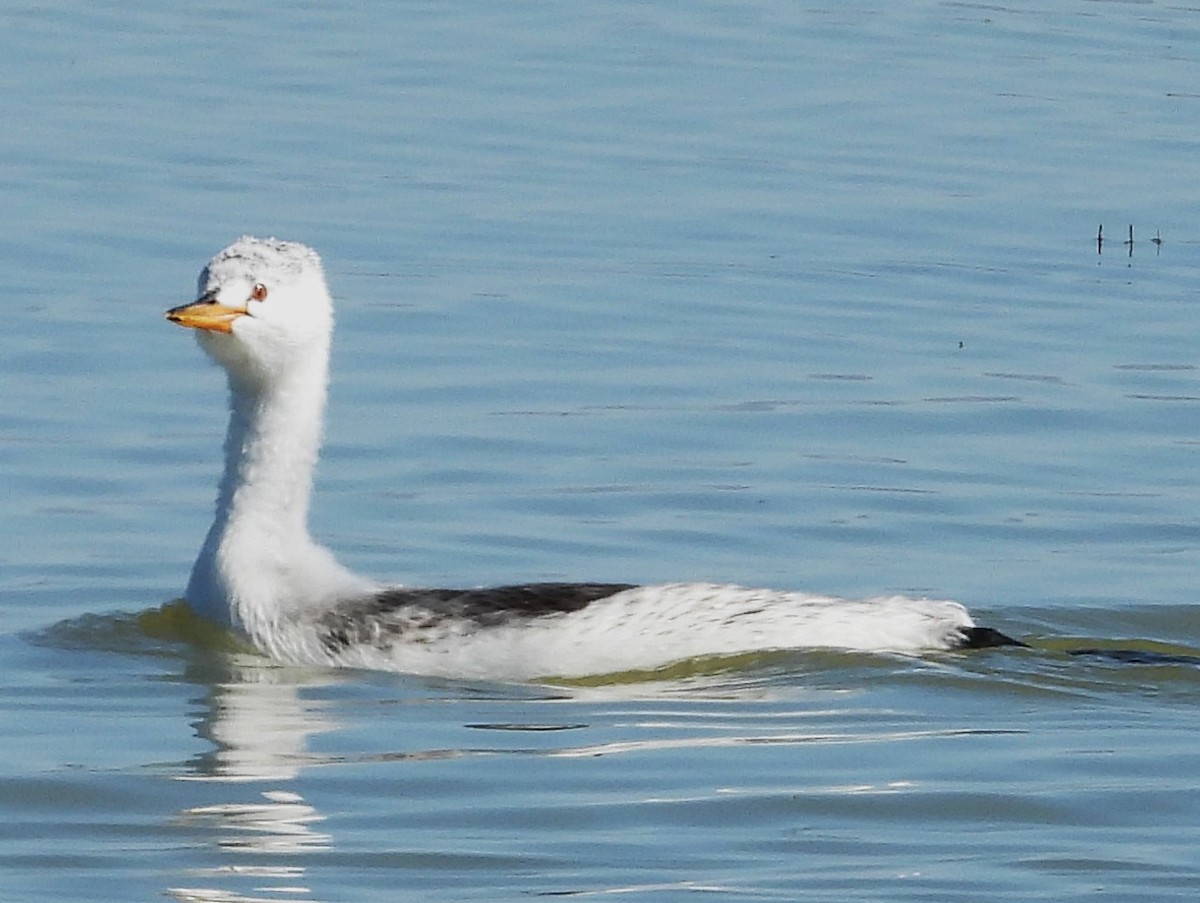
[187, 345, 347, 632]
[216, 363, 326, 540]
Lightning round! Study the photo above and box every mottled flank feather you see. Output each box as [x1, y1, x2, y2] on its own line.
[316, 583, 636, 654]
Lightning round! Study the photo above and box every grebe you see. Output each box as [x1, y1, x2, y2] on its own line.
[166, 236, 1018, 680]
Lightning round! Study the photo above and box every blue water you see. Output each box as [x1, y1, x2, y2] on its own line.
[4, 1, 1200, 899]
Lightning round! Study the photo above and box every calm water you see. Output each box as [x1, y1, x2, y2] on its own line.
[4, 0, 1200, 899]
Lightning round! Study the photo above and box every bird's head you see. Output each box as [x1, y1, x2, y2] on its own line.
[167, 236, 333, 387]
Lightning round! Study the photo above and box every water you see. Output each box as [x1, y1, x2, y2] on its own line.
[4, 0, 1200, 899]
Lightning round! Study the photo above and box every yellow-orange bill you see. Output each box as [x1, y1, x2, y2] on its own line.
[165, 300, 246, 334]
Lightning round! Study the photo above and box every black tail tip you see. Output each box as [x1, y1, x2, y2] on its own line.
[960, 626, 1028, 649]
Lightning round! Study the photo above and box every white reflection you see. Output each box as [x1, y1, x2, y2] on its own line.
[186, 655, 337, 783]
[168, 653, 339, 903]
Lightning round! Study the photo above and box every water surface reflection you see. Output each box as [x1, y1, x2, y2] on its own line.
[170, 655, 338, 903]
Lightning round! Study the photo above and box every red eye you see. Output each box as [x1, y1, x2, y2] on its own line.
[251, 283, 268, 301]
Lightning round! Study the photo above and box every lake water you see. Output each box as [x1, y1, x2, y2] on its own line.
[4, 0, 1200, 899]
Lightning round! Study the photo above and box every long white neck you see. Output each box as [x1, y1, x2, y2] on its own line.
[186, 337, 371, 636]
[213, 361, 325, 547]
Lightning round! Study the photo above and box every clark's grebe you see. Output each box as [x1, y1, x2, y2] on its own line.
[166, 236, 1019, 680]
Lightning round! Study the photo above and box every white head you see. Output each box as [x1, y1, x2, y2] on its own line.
[167, 236, 333, 390]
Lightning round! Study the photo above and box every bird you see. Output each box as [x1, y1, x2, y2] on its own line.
[165, 236, 1021, 681]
